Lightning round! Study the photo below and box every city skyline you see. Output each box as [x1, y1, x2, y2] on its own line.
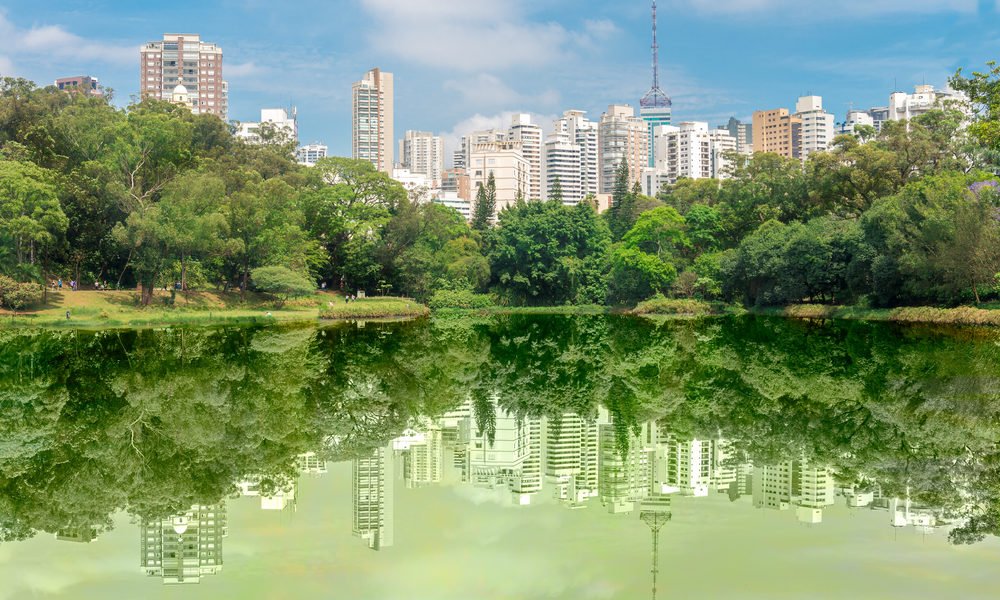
[0, 1, 996, 158]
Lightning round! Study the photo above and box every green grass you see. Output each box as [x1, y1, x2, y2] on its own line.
[756, 304, 1000, 327]
[432, 304, 608, 317]
[0, 289, 428, 329]
[630, 296, 716, 316]
[319, 296, 429, 320]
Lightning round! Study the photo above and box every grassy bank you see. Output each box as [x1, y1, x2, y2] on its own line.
[319, 297, 429, 320]
[432, 304, 608, 318]
[0, 289, 428, 329]
[757, 304, 1000, 327]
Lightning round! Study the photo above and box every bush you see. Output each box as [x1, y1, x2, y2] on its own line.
[0, 276, 43, 311]
[631, 293, 712, 316]
[250, 266, 314, 307]
[428, 289, 495, 310]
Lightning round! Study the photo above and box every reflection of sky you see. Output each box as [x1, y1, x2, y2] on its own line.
[2, 461, 999, 600]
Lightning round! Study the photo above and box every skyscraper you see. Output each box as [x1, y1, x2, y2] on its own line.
[639, 1, 672, 168]
[140, 504, 228, 584]
[599, 105, 648, 194]
[543, 110, 600, 204]
[140, 34, 228, 120]
[794, 96, 835, 161]
[353, 445, 394, 550]
[508, 114, 543, 201]
[752, 108, 802, 160]
[399, 131, 444, 186]
[352, 68, 394, 175]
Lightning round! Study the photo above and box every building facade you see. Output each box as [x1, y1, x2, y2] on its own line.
[353, 445, 394, 550]
[296, 144, 328, 166]
[352, 68, 394, 174]
[54, 75, 102, 96]
[752, 108, 802, 160]
[718, 116, 753, 154]
[235, 108, 298, 145]
[794, 96, 835, 160]
[599, 104, 649, 194]
[140, 34, 228, 120]
[399, 130, 444, 186]
[888, 84, 968, 123]
[543, 110, 599, 204]
[469, 141, 530, 217]
[141, 504, 228, 584]
[509, 114, 543, 201]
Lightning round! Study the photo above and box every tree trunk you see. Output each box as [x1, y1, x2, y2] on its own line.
[972, 279, 981, 305]
[141, 280, 154, 306]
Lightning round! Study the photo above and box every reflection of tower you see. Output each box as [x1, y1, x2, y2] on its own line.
[401, 426, 443, 487]
[752, 460, 835, 523]
[512, 417, 543, 503]
[296, 451, 328, 475]
[353, 444, 394, 550]
[140, 503, 227, 584]
[639, 495, 672, 600]
[660, 437, 713, 497]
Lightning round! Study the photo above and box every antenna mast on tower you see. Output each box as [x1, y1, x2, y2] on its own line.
[641, 0, 672, 109]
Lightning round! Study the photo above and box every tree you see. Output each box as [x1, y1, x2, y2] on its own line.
[952, 62, 1000, 162]
[622, 206, 690, 261]
[0, 160, 68, 274]
[607, 159, 637, 240]
[471, 181, 493, 231]
[550, 176, 564, 204]
[156, 172, 227, 291]
[489, 201, 610, 305]
[251, 265, 314, 307]
[607, 246, 676, 304]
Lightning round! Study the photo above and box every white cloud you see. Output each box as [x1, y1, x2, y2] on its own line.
[665, 0, 977, 16]
[0, 55, 14, 75]
[0, 12, 134, 73]
[443, 74, 560, 111]
[358, 0, 610, 71]
[226, 61, 265, 79]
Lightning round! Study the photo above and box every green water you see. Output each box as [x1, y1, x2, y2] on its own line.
[1, 315, 999, 599]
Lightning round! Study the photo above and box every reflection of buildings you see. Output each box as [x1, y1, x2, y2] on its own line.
[353, 445, 394, 550]
[752, 460, 835, 523]
[296, 451, 328, 475]
[890, 492, 938, 533]
[598, 410, 654, 513]
[140, 504, 227, 584]
[237, 477, 297, 511]
[545, 414, 601, 505]
[395, 425, 444, 488]
[56, 525, 98, 543]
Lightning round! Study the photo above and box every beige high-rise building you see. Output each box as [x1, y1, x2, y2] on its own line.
[352, 68, 394, 174]
[469, 141, 529, 218]
[140, 34, 228, 120]
[509, 114, 543, 201]
[794, 96, 835, 161]
[752, 108, 801, 160]
[599, 104, 648, 194]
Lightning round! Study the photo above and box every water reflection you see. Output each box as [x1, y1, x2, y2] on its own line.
[2, 315, 999, 596]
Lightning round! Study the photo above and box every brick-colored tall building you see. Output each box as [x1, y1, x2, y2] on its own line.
[752, 108, 802, 160]
[352, 68, 394, 175]
[140, 34, 228, 120]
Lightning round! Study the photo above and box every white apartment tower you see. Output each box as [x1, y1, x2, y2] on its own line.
[641, 122, 736, 195]
[140, 34, 228, 120]
[352, 68, 394, 174]
[888, 84, 969, 123]
[353, 445, 394, 550]
[794, 96, 835, 161]
[296, 144, 328, 166]
[236, 108, 298, 145]
[545, 414, 601, 504]
[399, 131, 444, 186]
[544, 110, 599, 204]
[140, 504, 228, 584]
[509, 114, 543, 201]
[599, 105, 649, 194]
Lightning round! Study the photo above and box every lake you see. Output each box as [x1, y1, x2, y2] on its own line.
[1, 315, 999, 599]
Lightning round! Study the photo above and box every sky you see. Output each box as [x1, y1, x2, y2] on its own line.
[3, 462, 1000, 599]
[0, 0, 998, 160]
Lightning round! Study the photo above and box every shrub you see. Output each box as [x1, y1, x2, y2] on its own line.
[631, 293, 712, 316]
[428, 289, 495, 310]
[250, 266, 314, 308]
[0, 277, 43, 311]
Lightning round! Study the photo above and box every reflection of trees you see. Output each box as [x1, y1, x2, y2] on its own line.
[2, 316, 1000, 544]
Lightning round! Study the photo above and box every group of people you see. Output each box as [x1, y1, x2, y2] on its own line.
[49, 278, 115, 291]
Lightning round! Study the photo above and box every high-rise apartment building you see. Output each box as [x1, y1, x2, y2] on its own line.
[399, 131, 444, 186]
[469, 141, 530, 217]
[639, 1, 672, 168]
[54, 75, 102, 96]
[296, 144, 328, 166]
[794, 96, 835, 161]
[352, 68, 394, 174]
[353, 445, 394, 550]
[543, 110, 599, 204]
[509, 114, 543, 201]
[545, 414, 600, 504]
[140, 504, 228, 584]
[599, 104, 649, 194]
[235, 108, 298, 145]
[642, 121, 737, 194]
[888, 84, 968, 123]
[752, 108, 802, 160]
[752, 460, 835, 524]
[140, 34, 228, 120]
[718, 117, 753, 154]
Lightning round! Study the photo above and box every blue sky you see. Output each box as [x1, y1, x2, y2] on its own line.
[0, 0, 998, 159]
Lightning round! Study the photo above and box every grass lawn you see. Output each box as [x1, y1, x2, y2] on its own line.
[0, 289, 427, 329]
[758, 304, 1000, 327]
